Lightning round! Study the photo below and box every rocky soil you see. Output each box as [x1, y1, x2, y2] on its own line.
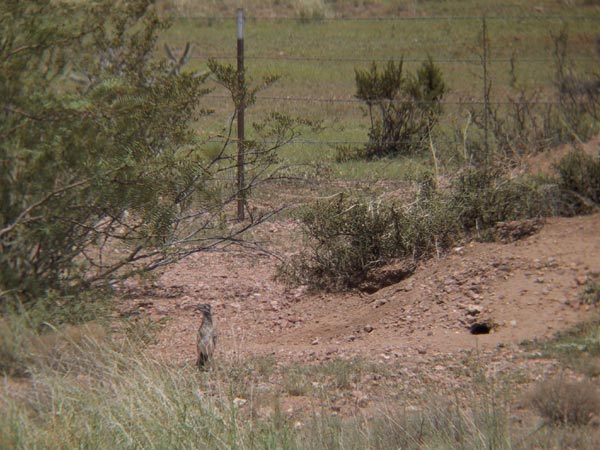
[123, 212, 599, 366]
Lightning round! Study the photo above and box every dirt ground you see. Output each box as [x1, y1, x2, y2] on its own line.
[121, 138, 600, 370]
[124, 211, 599, 367]
[118, 139, 600, 418]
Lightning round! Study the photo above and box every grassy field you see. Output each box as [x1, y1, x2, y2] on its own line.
[158, 1, 599, 177]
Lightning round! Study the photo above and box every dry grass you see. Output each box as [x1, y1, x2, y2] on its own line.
[527, 375, 600, 425]
[3, 315, 600, 448]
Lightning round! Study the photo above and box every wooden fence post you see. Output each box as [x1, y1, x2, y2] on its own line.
[237, 8, 245, 221]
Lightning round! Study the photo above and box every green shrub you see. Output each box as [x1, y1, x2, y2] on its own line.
[351, 57, 445, 159]
[0, 0, 295, 321]
[281, 189, 459, 290]
[580, 277, 600, 306]
[0, 0, 211, 309]
[282, 166, 568, 290]
[451, 167, 561, 236]
[555, 150, 600, 215]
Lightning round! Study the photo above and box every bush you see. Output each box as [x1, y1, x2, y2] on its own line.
[451, 167, 561, 236]
[555, 150, 600, 215]
[0, 0, 212, 312]
[282, 167, 569, 291]
[351, 57, 445, 159]
[528, 376, 600, 425]
[0, 0, 293, 320]
[281, 188, 459, 290]
[580, 277, 600, 306]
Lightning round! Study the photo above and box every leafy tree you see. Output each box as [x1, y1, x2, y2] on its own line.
[0, 0, 282, 316]
[353, 58, 445, 159]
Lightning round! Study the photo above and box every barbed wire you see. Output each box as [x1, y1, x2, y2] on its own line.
[204, 94, 584, 106]
[205, 135, 570, 147]
[193, 53, 597, 64]
[182, 14, 600, 22]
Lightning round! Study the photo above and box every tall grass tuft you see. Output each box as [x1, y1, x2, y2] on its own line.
[0, 318, 297, 448]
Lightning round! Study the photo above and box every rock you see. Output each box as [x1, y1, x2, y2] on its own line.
[364, 325, 374, 333]
[465, 304, 484, 316]
[311, 338, 320, 345]
[233, 398, 247, 407]
[155, 306, 169, 315]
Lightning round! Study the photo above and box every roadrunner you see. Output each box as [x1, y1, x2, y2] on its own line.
[196, 303, 217, 368]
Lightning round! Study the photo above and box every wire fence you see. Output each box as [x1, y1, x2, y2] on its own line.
[178, 13, 600, 150]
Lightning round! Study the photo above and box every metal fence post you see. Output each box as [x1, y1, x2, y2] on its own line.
[237, 8, 245, 221]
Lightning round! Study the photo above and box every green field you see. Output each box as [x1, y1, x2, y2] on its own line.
[158, 2, 599, 175]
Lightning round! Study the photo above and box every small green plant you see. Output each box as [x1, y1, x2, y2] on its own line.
[528, 375, 600, 425]
[123, 315, 169, 345]
[281, 366, 311, 396]
[580, 276, 600, 306]
[352, 57, 445, 159]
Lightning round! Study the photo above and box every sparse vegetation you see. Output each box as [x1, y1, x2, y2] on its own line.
[524, 318, 600, 382]
[528, 376, 600, 425]
[281, 164, 571, 290]
[279, 187, 458, 290]
[555, 149, 600, 214]
[580, 276, 600, 306]
[3, 1, 600, 448]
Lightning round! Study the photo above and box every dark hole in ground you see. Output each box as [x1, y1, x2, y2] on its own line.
[470, 322, 492, 335]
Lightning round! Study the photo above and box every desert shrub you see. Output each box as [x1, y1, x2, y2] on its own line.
[554, 27, 600, 139]
[0, 0, 211, 312]
[528, 376, 600, 425]
[555, 150, 600, 215]
[477, 92, 573, 165]
[282, 166, 568, 290]
[350, 58, 445, 160]
[467, 28, 599, 167]
[1, 0, 297, 323]
[281, 189, 459, 290]
[451, 167, 561, 236]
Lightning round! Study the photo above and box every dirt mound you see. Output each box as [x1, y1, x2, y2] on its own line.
[122, 212, 600, 367]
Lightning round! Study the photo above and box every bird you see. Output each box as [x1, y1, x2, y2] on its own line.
[195, 303, 217, 369]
